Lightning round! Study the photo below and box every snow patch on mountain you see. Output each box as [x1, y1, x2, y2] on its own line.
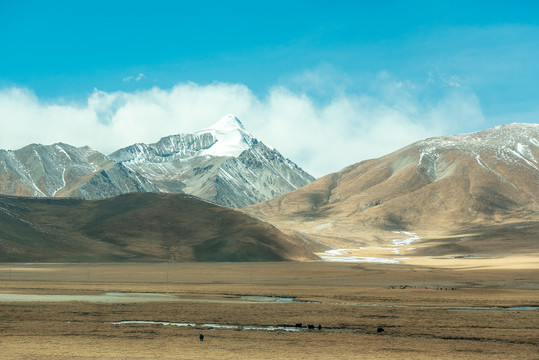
[106, 114, 314, 207]
[414, 123, 539, 182]
[196, 114, 255, 157]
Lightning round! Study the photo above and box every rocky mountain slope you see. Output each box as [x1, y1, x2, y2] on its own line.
[0, 115, 314, 207]
[0, 193, 319, 262]
[109, 115, 314, 207]
[246, 123, 539, 255]
[0, 143, 159, 199]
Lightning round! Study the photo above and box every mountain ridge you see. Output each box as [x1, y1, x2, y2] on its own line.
[245, 123, 539, 256]
[0, 115, 314, 207]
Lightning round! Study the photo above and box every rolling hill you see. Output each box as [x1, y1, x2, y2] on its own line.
[0, 193, 319, 262]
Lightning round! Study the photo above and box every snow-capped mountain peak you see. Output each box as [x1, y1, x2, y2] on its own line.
[206, 114, 246, 131]
[1, 114, 314, 208]
[197, 114, 255, 157]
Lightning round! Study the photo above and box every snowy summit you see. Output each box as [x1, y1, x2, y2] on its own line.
[204, 113, 246, 132]
[197, 114, 255, 157]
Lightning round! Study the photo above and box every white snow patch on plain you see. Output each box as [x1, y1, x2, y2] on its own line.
[392, 231, 421, 246]
[317, 232, 421, 263]
[317, 249, 399, 263]
[318, 254, 399, 263]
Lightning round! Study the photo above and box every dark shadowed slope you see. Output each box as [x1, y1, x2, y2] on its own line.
[0, 193, 318, 262]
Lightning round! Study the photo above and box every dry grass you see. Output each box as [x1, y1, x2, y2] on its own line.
[0, 262, 538, 359]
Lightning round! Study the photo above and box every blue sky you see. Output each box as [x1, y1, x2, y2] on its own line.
[0, 1, 538, 176]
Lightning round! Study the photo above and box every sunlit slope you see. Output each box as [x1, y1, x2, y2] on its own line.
[246, 124, 539, 255]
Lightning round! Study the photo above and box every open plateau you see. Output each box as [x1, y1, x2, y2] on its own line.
[0, 119, 537, 359]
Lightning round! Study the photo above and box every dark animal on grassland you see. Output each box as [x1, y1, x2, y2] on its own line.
[199, 334, 204, 341]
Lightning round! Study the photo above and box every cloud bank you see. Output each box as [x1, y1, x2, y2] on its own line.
[0, 74, 484, 177]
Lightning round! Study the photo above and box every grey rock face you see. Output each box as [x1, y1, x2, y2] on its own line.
[69, 163, 161, 200]
[110, 116, 315, 207]
[0, 143, 160, 199]
[0, 115, 315, 206]
[0, 143, 109, 197]
[213, 142, 315, 207]
[108, 132, 218, 163]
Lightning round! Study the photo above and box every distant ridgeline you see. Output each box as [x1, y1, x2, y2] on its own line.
[0, 115, 314, 208]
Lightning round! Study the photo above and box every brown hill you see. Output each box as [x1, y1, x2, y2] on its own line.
[246, 124, 539, 256]
[0, 193, 318, 262]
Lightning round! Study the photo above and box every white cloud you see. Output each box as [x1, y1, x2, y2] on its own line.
[0, 75, 485, 177]
[122, 73, 146, 82]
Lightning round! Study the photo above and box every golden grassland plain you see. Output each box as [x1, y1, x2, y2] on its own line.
[0, 261, 538, 359]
